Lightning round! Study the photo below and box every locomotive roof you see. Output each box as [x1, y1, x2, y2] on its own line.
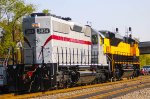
[30, 13, 72, 21]
[99, 30, 124, 40]
[27, 13, 88, 28]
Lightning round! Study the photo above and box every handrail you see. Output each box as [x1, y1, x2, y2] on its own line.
[3, 48, 11, 68]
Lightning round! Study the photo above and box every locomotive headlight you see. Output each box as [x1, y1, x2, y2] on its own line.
[13, 65, 16, 69]
[0, 75, 3, 79]
[39, 64, 42, 68]
[32, 23, 40, 28]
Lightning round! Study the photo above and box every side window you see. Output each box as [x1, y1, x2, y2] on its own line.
[92, 35, 98, 44]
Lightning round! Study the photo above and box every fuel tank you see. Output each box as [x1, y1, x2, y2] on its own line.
[121, 69, 134, 78]
[70, 69, 96, 84]
[121, 64, 134, 78]
[77, 70, 96, 84]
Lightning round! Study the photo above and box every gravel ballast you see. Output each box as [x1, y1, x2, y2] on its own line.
[29, 77, 150, 99]
[114, 88, 150, 99]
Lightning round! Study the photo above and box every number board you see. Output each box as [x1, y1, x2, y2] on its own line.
[37, 28, 50, 34]
[25, 29, 35, 34]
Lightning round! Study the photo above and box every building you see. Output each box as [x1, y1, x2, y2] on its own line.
[139, 41, 150, 54]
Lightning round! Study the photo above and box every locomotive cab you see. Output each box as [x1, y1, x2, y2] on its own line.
[23, 13, 51, 65]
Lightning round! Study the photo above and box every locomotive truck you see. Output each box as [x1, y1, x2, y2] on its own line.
[0, 13, 140, 92]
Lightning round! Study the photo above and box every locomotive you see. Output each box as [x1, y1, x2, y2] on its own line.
[0, 13, 140, 92]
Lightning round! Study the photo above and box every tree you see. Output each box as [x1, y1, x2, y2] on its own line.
[140, 54, 150, 67]
[42, 9, 50, 14]
[0, 0, 35, 59]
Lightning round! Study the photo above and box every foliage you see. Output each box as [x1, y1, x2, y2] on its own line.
[0, 0, 35, 56]
[42, 9, 50, 14]
[139, 54, 150, 68]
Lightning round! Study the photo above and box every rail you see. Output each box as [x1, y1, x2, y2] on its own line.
[1, 75, 150, 99]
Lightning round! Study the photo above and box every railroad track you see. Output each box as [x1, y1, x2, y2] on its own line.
[1, 75, 150, 99]
[88, 82, 150, 99]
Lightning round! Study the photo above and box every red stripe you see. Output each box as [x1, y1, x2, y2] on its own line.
[43, 35, 91, 46]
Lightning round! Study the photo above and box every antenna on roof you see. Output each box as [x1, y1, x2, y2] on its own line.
[125, 27, 132, 38]
[87, 21, 92, 27]
[129, 27, 132, 38]
[115, 28, 119, 33]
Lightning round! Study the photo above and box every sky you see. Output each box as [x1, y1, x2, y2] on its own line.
[25, 0, 150, 41]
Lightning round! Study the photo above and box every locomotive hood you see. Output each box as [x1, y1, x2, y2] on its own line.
[92, 28, 105, 38]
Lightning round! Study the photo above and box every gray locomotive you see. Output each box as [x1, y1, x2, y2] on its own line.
[0, 13, 140, 93]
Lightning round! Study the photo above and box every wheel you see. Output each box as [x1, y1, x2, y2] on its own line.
[0, 86, 9, 93]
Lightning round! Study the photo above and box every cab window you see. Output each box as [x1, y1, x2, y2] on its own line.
[92, 35, 98, 44]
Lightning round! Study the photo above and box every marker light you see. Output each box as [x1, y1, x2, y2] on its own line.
[32, 23, 40, 28]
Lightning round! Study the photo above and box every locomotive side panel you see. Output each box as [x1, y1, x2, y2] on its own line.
[51, 17, 92, 65]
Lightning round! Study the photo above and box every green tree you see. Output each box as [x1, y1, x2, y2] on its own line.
[42, 9, 50, 14]
[0, 0, 35, 59]
[140, 54, 150, 68]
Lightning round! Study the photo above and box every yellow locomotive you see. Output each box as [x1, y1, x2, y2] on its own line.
[98, 28, 140, 79]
